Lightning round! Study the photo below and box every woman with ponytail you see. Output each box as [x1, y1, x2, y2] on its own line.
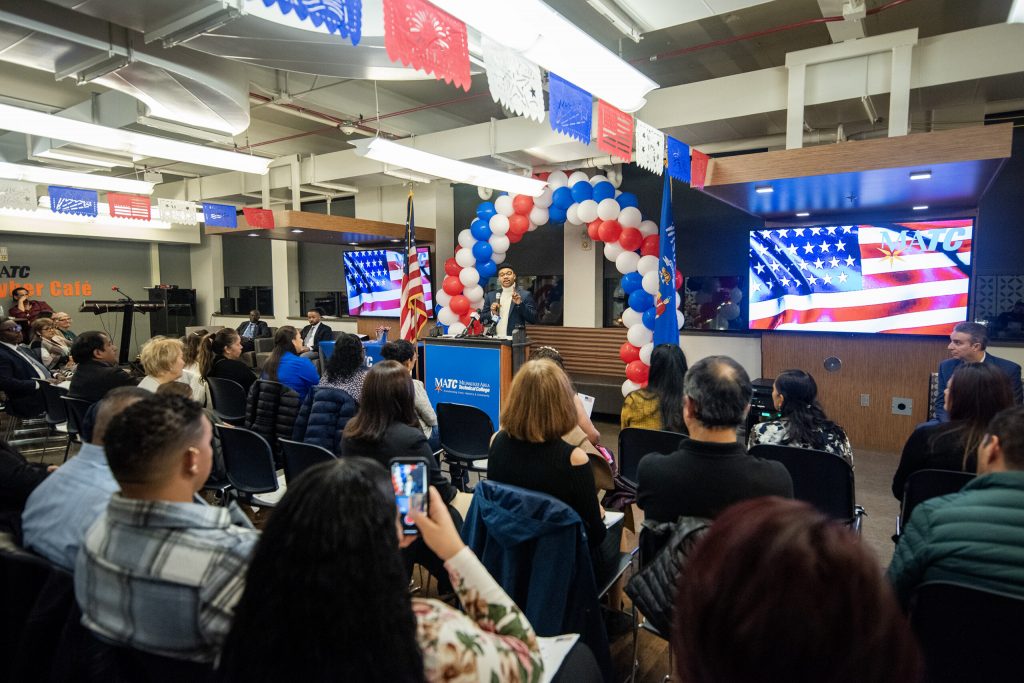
[198, 328, 257, 395]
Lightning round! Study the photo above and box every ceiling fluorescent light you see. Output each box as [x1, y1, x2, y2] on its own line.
[585, 0, 642, 43]
[796, 212, 810, 217]
[310, 181, 360, 194]
[355, 138, 547, 197]
[1009, 0, 1024, 23]
[35, 149, 132, 169]
[0, 162, 154, 195]
[755, 186, 774, 194]
[383, 167, 437, 185]
[909, 170, 932, 180]
[0, 103, 270, 175]
[912, 205, 929, 211]
[429, 0, 657, 112]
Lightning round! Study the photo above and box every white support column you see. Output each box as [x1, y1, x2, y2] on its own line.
[563, 224, 603, 327]
[149, 243, 161, 286]
[271, 240, 300, 319]
[190, 233, 224, 325]
[786, 64, 807, 150]
[433, 183, 455, 266]
[888, 44, 913, 137]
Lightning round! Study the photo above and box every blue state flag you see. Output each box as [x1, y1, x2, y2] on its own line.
[652, 171, 679, 346]
[202, 202, 238, 228]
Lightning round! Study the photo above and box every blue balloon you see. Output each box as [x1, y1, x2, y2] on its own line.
[592, 181, 615, 202]
[548, 205, 568, 223]
[571, 181, 593, 203]
[477, 260, 497, 279]
[552, 186, 574, 210]
[621, 271, 642, 295]
[472, 240, 493, 261]
[642, 307, 657, 330]
[617, 192, 639, 209]
[476, 202, 496, 219]
[628, 289, 653, 312]
[470, 219, 492, 241]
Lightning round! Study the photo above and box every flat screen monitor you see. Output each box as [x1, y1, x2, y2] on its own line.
[343, 247, 433, 317]
[748, 219, 973, 335]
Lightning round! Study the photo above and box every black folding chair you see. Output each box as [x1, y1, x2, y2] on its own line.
[34, 379, 69, 455]
[218, 425, 280, 508]
[749, 444, 866, 533]
[280, 438, 336, 485]
[617, 427, 686, 487]
[897, 469, 974, 538]
[437, 402, 493, 492]
[206, 377, 247, 425]
[58, 395, 94, 463]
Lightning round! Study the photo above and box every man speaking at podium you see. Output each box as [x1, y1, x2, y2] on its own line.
[479, 264, 536, 336]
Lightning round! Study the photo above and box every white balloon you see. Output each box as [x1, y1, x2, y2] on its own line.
[464, 284, 484, 302]
[530, 206, 549, 226]
[435, 290, 452, 308]
[627, 323, 653, 347]
[622, 307, 643, 328]
[677, 309, 686, 329]
[576, 199, 599, 223]
[565, 203, 580, 225]
[589, 174, 607, 186]
[438, 307, 458, 326]
[597, 198, 621, 221]
[459, 267, 480, 288]
[458, 229, 475, 248]
[618, 206, 642, 228]
[637, 255, 659, 275]
[621, 379, 642, 397]
[489, 234, 510, 254]
[729, 287, 744, 303]
[604, 241, 625, 261]
[639, 342, 654, 365]
[642, 270, 660, 295]
[547, 170, 569, 188]
[492, 251, 506, 264]
[494, 195, 514, 216]
[527, 221, 538, 232]
[534, 186, 554, 208]
[447, 322, 467, 337]
[616, 251, 641, 275]
[675, 292, 682, 308]
[455, 248, 476, 268]
[488, 213, 510, 235]
[567, 171, 589, 186]
[720, 302, 741, 321]
[638, 220, 659, 237]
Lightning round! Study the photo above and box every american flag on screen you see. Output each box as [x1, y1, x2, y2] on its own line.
[344, 247, 433, 316]
[749, 220, 972, 334]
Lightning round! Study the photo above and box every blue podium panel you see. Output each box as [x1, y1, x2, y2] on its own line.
[318, 340, 384, 369]
[425, 343, 502, 428]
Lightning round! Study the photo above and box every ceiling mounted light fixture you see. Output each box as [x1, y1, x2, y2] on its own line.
[0, 103, 271, 175]
[755, 186, 774, 194]
[382, 167, 437, 185]
[0, 162, 154, 195]
[354, 138, 547, 196]
[34, 148, 134, 169]
[909, 170, 932, 180]
[912, 205, 929, 211]
[796, 211, 810, 217]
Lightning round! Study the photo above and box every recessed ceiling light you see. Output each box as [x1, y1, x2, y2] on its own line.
[912, 205, 929, 211]
[755, 186, 773, 194]
[909, 170, 932, 180]
[290, 229, 304, 233]
[248, 233, 260, 237]
[390, 238, 402, 243]
[796, 212, 810, 217]
[348, 242, 360, 246]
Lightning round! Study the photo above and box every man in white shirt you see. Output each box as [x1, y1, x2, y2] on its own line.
[478, 264, 537, 337]
[0, 318, 53, 417]
[298, 307, 333, 359]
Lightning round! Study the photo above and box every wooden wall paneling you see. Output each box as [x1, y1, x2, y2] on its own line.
[525, 326, 627, 378]
[761, 334, 949, 453]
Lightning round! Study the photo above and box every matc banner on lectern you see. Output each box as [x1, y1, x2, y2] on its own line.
[425, 344, 501, 428]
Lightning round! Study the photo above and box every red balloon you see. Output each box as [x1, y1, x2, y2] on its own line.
[507, 231, 524, 244]
[459, 313, 472, 325]
[450, 294, 470, 315]
[675, 269, 683, 289]
[587, 219, 602, 241]
[598, 219, 622, 243]
[512, 194, 534, 215]
[508, 213, 529, 233]
[619, 342, 641, 364]
[626, 360, 650, 384]
[444, 258, 461, 276]
[442, 275, 463, 296]
[640, 234, 659, 257]
[619, 227, 642, 251]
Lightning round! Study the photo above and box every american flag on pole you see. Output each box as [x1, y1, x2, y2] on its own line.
[748, 219, 972, 335]
[402, 191, 429, 339]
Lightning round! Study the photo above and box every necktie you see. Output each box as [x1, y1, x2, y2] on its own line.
[244, 322, 255, 338]
[17, 346, 51, 380]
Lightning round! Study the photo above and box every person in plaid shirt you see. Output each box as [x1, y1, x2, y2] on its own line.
[74, 394, 259, 662]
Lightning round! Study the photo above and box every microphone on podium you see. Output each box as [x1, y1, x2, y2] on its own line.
[111, 285, 137, 302]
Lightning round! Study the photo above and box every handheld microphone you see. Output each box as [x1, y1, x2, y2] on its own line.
[111, 285, 136, 302]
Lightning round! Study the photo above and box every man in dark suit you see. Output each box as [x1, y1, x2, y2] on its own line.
[478, 264, 536, 336]
[299, 308, 333, 359]
[0, 319, 51, 418]
[236, 309, 270, 353]
[935, 321, 1023, 422]
[68, 331, 137, 403]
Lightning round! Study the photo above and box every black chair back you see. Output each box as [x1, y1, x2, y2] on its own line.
[900, 469, 974, 531]
[749, 444, 857, 523]
[206, 377, 247, 424]
[217, 425, 278, 496]
[60, 395, 94, 442]
[437, 402, 493, 461]
[35, 380, 68, 427]
[911, 581, 1024, 683]
[280, 438, 336, 484]
[617, 427, 685, 486]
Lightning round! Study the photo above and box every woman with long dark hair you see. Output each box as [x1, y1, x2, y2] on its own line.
[320, 332, 368, 402]
[620, 344, 688, 434]
[197, 328, 256, 395]
[262, 325, 318, 401]
[892, 361, 1013, 498]
[747, 369, 853, 465]
[217, 458, 543, 682]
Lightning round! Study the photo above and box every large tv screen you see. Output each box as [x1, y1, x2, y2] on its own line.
[748, 219, 973, 335]
[343, 247, 433, 317]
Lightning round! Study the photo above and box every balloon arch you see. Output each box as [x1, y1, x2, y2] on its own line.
[436, 170, 684, 398]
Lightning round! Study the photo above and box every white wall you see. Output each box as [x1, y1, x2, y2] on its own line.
[680, 333, 762, 381]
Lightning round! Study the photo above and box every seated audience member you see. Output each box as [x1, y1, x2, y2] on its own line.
[137, 336, 205, 403]
[198, 328, 256, 396]
[637, 356, 793, 523]
[75, 395, 260, 662]
[674, 497, 921, 683]
[621, 343, 688, 434]
[0, 318, 52, 418]
[21, 387, 149, 569]
[52, 311, 77, 342]
[217, 458, 543, 682]
[29, 317, 72, 371]
[319, 333, 368, 402]
[891, 362, 1013, 499]
[0, 439, 55, 534]
[262, 325, 319, 402]
[530, 345, 602, 447]
[10, 286, 53, 326]
[68, 331, 136, 402]
[935, 321, 1022, 421]
[182, 329, 208, 375]
[889, 405, 1024, 607]
[381, 339, 437, 448]
[298, 307, 333, 359]
[747, 368, 853, 466]
[236, 310, 270, 353]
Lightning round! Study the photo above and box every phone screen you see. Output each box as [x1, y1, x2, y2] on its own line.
[391, 461, 429, 535]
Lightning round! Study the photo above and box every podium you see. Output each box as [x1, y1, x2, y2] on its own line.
[423, 335, 530, 428]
